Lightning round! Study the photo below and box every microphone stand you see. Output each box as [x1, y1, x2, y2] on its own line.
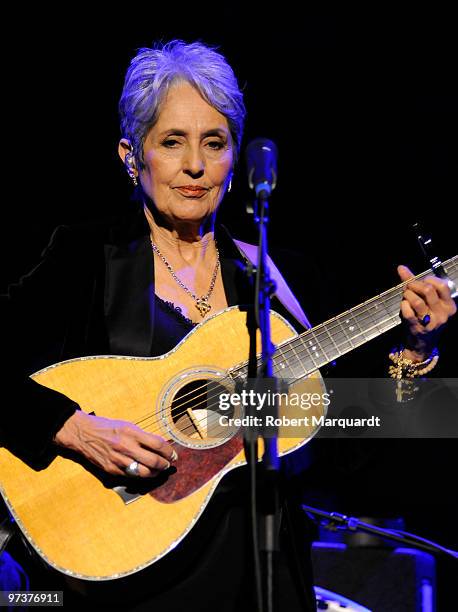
[303, 504, 458, 559]
[243, 188, 281, 612]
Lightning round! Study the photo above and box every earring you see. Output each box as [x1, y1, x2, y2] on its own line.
[125, 151, 138, 186]
[128, 171, 138, 187]
[227, 178, 232, 193]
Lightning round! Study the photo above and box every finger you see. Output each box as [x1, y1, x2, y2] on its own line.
[89, 451, 160, 478]
[134, 430, 178, 463]
[397, 265, 415, 282]
[400, 299, 435, 331]
[402, 282, 440, 310]
[399, 268, 456, 306]
[400, 299, 421, 325]
[111, 422, 178, 463]
[402, 289, 430, 318]
[422, 276, 457, 307]
[116, 453, 161, 478]
[127, 446, 172, 472]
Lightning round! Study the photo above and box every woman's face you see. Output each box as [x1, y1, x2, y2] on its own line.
[139, 82, 233, 227]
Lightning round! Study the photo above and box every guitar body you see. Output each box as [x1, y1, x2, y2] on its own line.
[0, 307, 325, 580]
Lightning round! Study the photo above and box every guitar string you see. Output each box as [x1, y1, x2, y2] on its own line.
[133, 259, 458, 427]
[132, 287, 458, 439]
[134, 282, 407, 427]
[133, 296, 411, 432]
[133, 261, 458, 428]
[134, 311, 401, 437]
[132, 280, 409, 429]
[134, 308, 401, 431]
[133, 273, 442, 434]
[132, 260, 457, 431]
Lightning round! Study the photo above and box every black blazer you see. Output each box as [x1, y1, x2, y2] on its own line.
[0, 209, 304, 464]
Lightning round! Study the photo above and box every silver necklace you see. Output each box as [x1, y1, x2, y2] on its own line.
[150, 237, 220, 317]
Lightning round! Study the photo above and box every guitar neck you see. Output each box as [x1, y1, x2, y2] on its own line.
[271, 255, 458, 379]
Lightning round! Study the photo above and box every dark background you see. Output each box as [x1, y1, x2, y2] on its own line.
[1, 6, 457, 607]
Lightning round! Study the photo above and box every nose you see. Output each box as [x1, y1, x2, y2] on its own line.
[182, 144, 205, 177]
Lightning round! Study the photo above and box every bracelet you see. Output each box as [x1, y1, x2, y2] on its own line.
[388, 347, 439, 379]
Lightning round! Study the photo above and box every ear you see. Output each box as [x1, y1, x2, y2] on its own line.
[118, 138, 135, 166]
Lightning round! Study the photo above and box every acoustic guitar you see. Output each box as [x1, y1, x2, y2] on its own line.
[0, 256, 456, 580]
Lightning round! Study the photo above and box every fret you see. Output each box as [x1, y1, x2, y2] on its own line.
[304, 330, 330, 368]
[339, 311, 365, 347]
[271, 339, 305, 379]
[334, 316, 355, 352]
[275, 344, 292, 377]
[274, 345, 289, 376]
[382, 288, 403, 318]
[322, 322, 342, 359]
[350, 306, 380, 342]
[376, 313, 400, 335]
[378, 286, 410, 335]
[365, 299, 390, 336]
[292, 336, 321, 374]
[286, 339, 309, 379]
[295, 335, 320, 372]
[231, 255, 458, 382]
[380, 292, 402, 332]
[274, 344, 303, 378]
[380, 292, 397, 322]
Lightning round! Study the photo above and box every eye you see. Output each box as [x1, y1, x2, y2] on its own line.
[206, 140, 225, 150]
[162, 138, 180, 148]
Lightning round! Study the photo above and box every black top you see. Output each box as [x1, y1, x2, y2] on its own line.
[0, 209, 316, 611]
[0, 209, 305, 465]
[152, 294, 196, 353]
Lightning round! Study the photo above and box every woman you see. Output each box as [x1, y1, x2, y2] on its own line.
[1, 40, 456, 611]
[56, 40, 457, 479]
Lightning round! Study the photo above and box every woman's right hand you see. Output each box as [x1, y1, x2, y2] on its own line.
[54, 411, 177, 477]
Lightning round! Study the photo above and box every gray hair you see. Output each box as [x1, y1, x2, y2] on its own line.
[119, 40, 246, 168]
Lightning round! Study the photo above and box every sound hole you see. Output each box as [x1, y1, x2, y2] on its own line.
[170, 379, 240, 443]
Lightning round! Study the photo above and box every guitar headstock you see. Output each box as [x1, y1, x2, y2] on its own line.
[413, 221, 457, 298]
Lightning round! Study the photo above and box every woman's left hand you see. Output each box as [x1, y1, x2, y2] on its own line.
[397, 265, 457, 359]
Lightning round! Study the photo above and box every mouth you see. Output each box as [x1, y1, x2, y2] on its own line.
[173, 186, 210, 198]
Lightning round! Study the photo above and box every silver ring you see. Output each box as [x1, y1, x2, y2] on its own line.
[124, 460, 140, 477]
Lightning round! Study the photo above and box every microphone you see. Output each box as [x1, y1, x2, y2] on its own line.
[245, 138, 278, 198]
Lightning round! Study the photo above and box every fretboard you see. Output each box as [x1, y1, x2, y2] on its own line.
[231, 255, 457, 380]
